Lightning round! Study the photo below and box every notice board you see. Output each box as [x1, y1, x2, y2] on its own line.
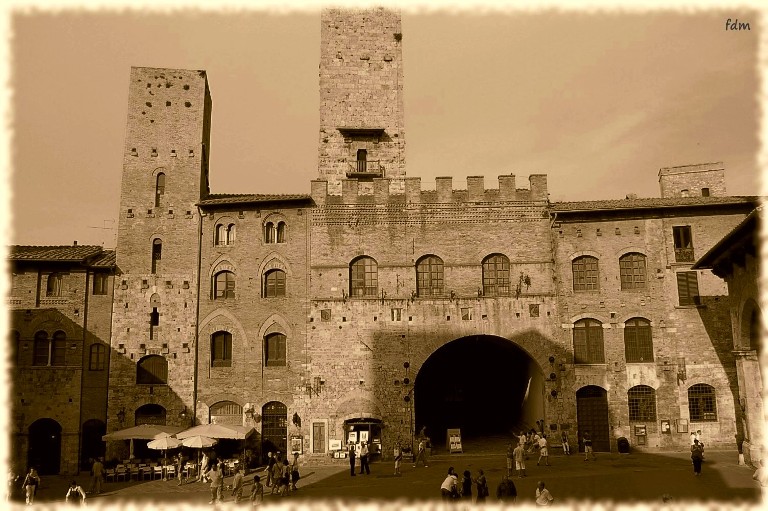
[446, 428, 463, 453]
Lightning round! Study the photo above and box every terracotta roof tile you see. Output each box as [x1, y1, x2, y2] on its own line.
[199, 194, 312, 206]
[552, 196, 758, 212]
[9, 245, 104, 262]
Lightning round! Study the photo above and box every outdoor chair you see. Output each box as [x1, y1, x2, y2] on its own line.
[129, 464, 140, 480]
[105, 469, 116, 483]
[153, 464, 163, 480]
[141, 464, 152, 480]
[115, 465, 128, 482]
[166, 465, 176, 479]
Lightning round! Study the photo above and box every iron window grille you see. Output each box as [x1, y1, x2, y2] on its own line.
[350, 257, 378, 297]
[688, 383, 717, 421]
[628, 385, 657, 421]
[482, 254, 510, 296]
[416, 255, 444, 297]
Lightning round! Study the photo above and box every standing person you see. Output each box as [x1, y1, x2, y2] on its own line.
[21, 467, 39, 506]
[348, 443, 357, 477]
[393, 441, 403, 476]
[65, 480, 87, 506]
[475, 469, 489, 503]
[496, 475, 517, 503]
[583, 432, 596, 461]
[89, 457, 104, 494]
[513, 442, 527, 478]
[535, 480, 554, 506]
[231, 467, 244, 502]
[176, 452, 186, 485]
[199, 452, 209, 483]
[460, 470, 472, 500]
[270, 459, 283, 494]
[439, 467, 458, 501]
[413, 438, 429, 468]
[691, 439, 704, 476]
[279, 459, 291, 497]
[290, 453, 300, 491]
[206, 462, 222, 504]
[7, 468, 19, 502]
[561, 431, 571, 455]
[264, 452, 275, 487]
[359, 441, 370, 475]
[537, 434, 550, 466]
[250, 475, 264, 507]
[695, 430, 705, 459]
[506, 443, 515, 477]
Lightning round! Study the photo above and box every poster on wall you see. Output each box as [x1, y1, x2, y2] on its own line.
[360, 431, 369, 442]
[329, 439, 342, 451]
[290, 435, 303, 454]
[660, 420, 671, 434]
[348, 431, 358, 443]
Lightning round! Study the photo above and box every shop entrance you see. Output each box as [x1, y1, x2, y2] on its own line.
[28, 418, 62, 475]
[414, 335, 543, 447]
[261, 401, 287, 462]
[343, 418, 383, 459]
[576, 385, 610, 452]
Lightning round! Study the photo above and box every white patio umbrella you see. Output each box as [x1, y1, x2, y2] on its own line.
[147, 436, 183, 476]
[102, 424, 184, 459]
[177, 424, 255, 463]
[182, 435, 218, 475]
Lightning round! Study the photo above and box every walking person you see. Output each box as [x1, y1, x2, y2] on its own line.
[199, 452, 209, 483]
[7, 468, 19, 502]
[513, 441, 527, 478]
[506, 443, 515, 477]
[250, 475, 264, 506]
[206, 462, 223, 504]
[496, 474, 517, 503]
[270, 459, 283, 494]
[290, 453, 300, 491]
[537, 434, 550, 466]
[279, 459, 291, 497]
[348, 443, 357, 477]
[475, 469, 489, 503]
[691, 439, 704, 476]
[231, 466, 244, 502]
[583, 432, 596, 461]
[535, 480, 554, 506]
[413, 438, 429, 468]
[89, 457, 104, 494]
[561, 431, 571, 455]
[439, 467, 459, 501]
[460, 470, 472, 500]
[176, 452, 186, 486]
[65, 480, 87, 506]
[695, 430, 705, 460]
[359, 441, 371, 475]
[21, 467, 39, 506]
[264, 452, 275, 487]
[393, 440, 403, 476]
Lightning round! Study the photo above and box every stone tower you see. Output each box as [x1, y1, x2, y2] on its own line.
[318, 8, 405, 195]
[107, 67, 211, 443]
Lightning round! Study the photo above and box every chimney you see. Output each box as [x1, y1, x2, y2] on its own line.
[73, 241, 78, 246]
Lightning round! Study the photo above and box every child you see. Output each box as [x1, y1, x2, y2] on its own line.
[535, 480, 554, 506]
[561, 431, 570, 455]
[250, 475, 264, 506]
[393, 441, 403, 476]
[537, 434, 550, 466]
[513, 442, 527, 478]
[231, 467, 244, 502]
[65, 480, 87, 506]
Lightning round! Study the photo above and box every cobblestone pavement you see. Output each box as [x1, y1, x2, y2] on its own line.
[18, 449, 764, 507]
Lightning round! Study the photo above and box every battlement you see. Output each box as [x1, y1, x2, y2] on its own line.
[310, 174, 548, 205]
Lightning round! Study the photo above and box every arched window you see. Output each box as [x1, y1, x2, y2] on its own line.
[227, 224, 236, 245]
[51, 331, 66, 366]
[89, 344, 106, 371]
[482, 254, 510, 296]
[151, 239, 162, 274]
[210, 401, 243, 425]
[265, 222, 275, 243]
[350, 257, 378, 297]
[211, 331, 232, 367]
[46, 273, 62, 297]
[688, 384, 717, 421]
[135, 404, 167, 426]
[628, 385, 657, 421]
[264, 333, 286, 367]
[619, 253, 646, 290]
[214, 271, 235, 300]
[276, 222, 286, 243]
[624, 318, 653, 362]
[155, 173, 166, 207]
[215, 224, 227, 245]
[573, 319, 605, 364]
[136, 355, 168, 385]
[33, 331, 49, 366]
[572, 256, 599, 292]
[416, 255, 444, 297]
[264, 269, 286, 297]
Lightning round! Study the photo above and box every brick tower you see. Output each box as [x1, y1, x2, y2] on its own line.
[318, 8, 405, 195]
[107, 67, 211, 447]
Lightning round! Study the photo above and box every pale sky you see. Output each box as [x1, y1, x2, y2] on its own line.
[7, 2, 762, 247]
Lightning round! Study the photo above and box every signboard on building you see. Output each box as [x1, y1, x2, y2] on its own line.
[446, 429, 463, 453]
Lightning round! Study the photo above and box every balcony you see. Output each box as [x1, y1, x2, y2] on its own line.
[346, 160, 384, 179]
[674, 247, 695, 262]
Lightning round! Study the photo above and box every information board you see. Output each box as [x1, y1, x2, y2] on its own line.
[446, 428, 463, 453]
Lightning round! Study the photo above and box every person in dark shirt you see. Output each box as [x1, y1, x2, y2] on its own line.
[496, 474, 517, 503]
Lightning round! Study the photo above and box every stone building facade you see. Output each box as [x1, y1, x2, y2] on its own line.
[8, 245, 115, 475]
[87, 7, 760, 467]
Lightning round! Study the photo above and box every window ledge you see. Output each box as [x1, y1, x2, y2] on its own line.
[675, 305, 706, 310]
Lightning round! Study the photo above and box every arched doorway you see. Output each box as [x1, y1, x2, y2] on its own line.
[28, 418, 62, 475]
[576, 386, 610, 452]
[133, 404, 167, 460]
[80, 419, 106, 470]
[261, 402, 287, 463]
[414, 335, 544, 445]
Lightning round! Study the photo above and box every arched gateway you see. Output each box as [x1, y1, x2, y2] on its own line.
[414, 335, 545, 444]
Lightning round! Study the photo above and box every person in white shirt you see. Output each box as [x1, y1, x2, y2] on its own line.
[537, 435, 550, 466]
[65, 481, 87, 506]
[535, 480, 554, 506]
[439, 467, 458, 501]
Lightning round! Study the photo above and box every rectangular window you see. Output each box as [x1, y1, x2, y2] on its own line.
[461, 307, 472, 321]
[51, 339, 66, 366]
[572, 257, 599, 292]
[89, 344, 106, 371]
[92, 273, 109, 295]
[391, 308, 402, 321]
[673, 226, 694, 262]
[320, 309, 331, 321]
[677, 271, 700, 306]
[619, 254, 646, 290]
[265, 334, 286, 367]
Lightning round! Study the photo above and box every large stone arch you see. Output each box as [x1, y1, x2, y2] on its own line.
[739, 298, 762, 351]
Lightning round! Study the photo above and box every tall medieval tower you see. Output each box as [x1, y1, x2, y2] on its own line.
[318, 8, 405, 195]
[107, 67, 211, 442]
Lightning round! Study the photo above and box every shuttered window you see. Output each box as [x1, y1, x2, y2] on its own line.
[677, 271, 700, 306]
[211, 331, 232, 367]
[572, 256, 599, 292]
[619, 253, 646, 290]
[624, 318, 653, 362]
[573, 319, 605, 364]
[137, 355, 168, 384]
[265, 333, 286, 367]
[264, 270, 286, 297]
